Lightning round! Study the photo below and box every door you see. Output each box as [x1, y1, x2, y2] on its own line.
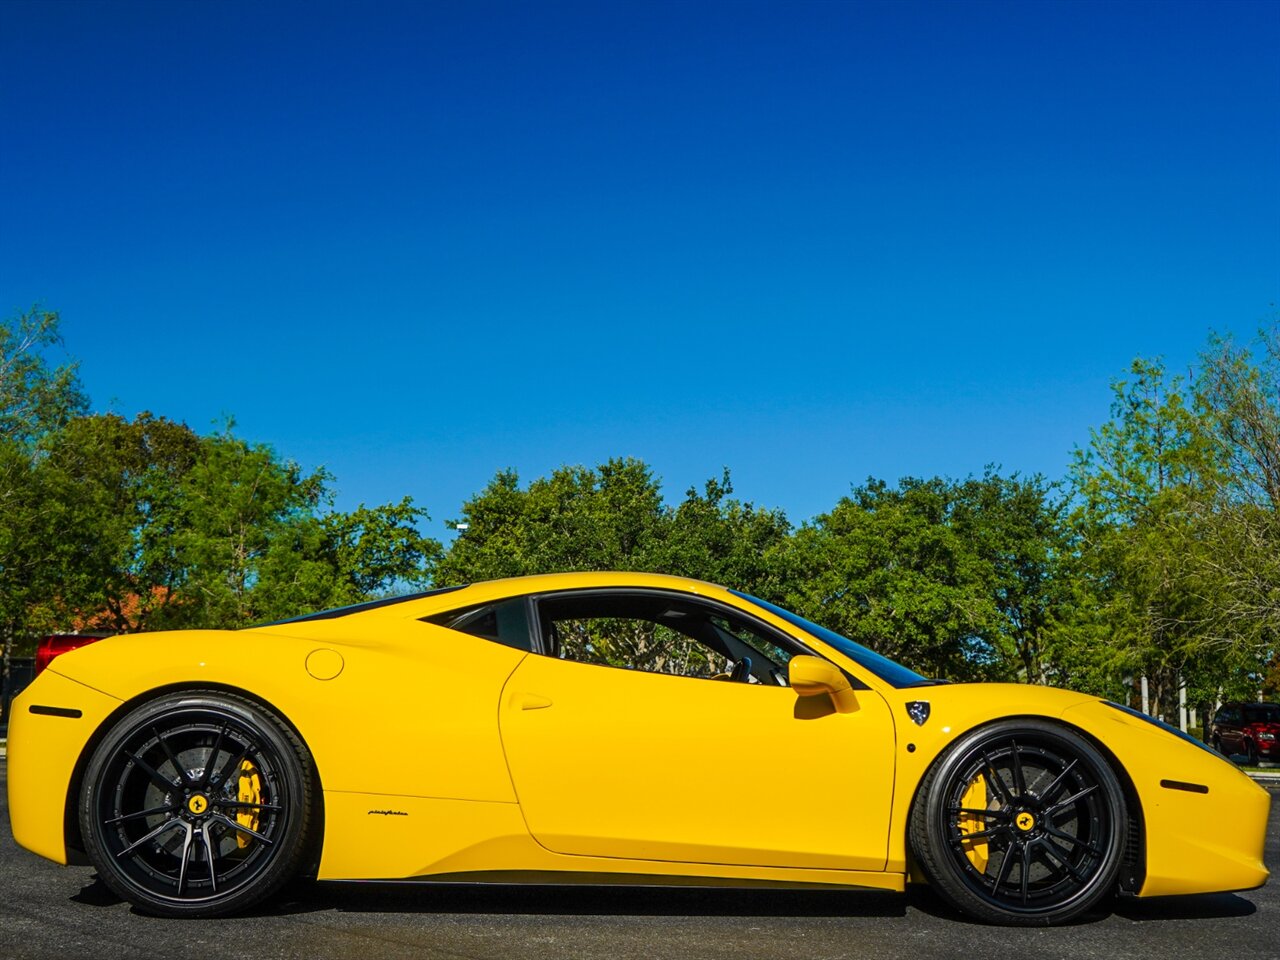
[498, 590, 897, 872]
[1221, 707, 1241, 753]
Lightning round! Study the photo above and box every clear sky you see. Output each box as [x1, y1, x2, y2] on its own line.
[3, 0, 1277, 534]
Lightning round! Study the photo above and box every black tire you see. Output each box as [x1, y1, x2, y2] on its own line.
[908, 719, 1127, 926]
[1212, 735, 1224, 755]
[1244, 740, 1259, 766]
[79, 690, 316, 918]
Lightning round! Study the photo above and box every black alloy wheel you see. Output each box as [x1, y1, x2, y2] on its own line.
[909, 719, 1127, 926]
[80, 690, 316, 918]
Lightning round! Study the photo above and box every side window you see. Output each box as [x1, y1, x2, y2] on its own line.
[422, 598, 534, 652]
[551, 615, 726, 676]
[537, 592, 795, 685]
[708, 614, 795, 685]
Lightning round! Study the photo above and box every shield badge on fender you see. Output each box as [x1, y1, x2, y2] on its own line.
[906, 701, 931, 726]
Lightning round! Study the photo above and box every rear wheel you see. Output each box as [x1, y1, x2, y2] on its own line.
[909, 720, 1126, 926]
[80, 690, 316, 918]
[1244, 740, 1259, 766]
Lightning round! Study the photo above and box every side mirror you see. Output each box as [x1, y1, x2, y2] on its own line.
[789, 655, 858, 714]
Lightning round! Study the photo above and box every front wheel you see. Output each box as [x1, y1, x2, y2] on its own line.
[908, 719, 1127, 926]
[80, 690, 317, 918]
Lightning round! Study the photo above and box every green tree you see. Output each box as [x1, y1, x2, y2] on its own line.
[0, 307, 86, 444]
[949, 472, 1075, 685]
[1069, 358, 1222, 718]
[34, 412, 202, 632]
[647, 469, 791, 594]
[767, 472, 1077, 684]
[155, 427, 441, 628]
[33, 415, 441, 632]
[435, 458, 667, 584]
[1191, 329, 1280, 656]
[167, 426, 333, 626]
[0, 308, 89, 658]
[770, 477, 1001, 681]
[319, 498, 442, 603]
[435, 460, 791, 595]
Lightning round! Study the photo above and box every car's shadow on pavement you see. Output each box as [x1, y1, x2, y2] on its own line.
[1112, 892, 1257, 921]
[71, 874, 1257, 924]
[70, 876, 125, 908]
[286, 880, 919, 919]
[72, 873, 915, 919]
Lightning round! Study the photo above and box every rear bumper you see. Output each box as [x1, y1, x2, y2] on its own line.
[7, 671, 122, 865]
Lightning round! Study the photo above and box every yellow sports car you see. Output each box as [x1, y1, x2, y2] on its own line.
[6, 572, 1270, 924]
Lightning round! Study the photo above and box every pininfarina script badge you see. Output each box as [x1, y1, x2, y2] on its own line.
[906, 701, 930, 726]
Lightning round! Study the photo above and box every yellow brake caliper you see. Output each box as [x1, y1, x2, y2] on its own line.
[236, 760, 263, 849]
[957, 773, 990, 873]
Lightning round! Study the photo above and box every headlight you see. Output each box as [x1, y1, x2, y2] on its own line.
[1258, 732, 1277, 742]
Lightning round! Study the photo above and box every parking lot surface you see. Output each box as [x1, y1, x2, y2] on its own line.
[1, 765, 1276, 960]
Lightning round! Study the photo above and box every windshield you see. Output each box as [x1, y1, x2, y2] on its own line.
[1244, 705, 1280, 724]
[730, 591, 934, 688]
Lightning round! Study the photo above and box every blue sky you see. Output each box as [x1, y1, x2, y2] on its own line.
[3, 0, 1277, 534]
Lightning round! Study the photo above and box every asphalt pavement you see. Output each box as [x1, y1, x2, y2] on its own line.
[2, 763, 1277, 960]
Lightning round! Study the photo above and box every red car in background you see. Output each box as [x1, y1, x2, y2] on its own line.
[1210, 702, 1280, 765]
[2, 634, 109, 732]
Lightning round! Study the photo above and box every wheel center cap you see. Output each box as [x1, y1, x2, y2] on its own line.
[186, 794, 209, 816]
[1015, 811, 1036, 832]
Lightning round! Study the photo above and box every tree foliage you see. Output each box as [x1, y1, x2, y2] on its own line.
[434, 459, 666, 584]
[769, 474, 1068, 682]
[1, 308, 89, 652]
[1067, 359, 1218, 713]
[7, 307, 1280, 713]
[435, 460, 789, 593]
[1067, 330, 1280, 716]
[0, 307, 86, 445]
[11, 410, 440, 644]
[1189, 329, 1280, 683]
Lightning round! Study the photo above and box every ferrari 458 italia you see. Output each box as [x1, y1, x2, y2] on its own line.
[6, 573, 1270, 924]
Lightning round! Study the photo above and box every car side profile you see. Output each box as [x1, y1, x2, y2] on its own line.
[6, 573, 1271, 925]
[1211, 702, 1280, 765]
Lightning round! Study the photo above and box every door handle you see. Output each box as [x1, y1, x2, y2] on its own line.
[512, 692, 553, 711]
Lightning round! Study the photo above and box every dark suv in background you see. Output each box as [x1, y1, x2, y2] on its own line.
[1210, 701, 1280, 765]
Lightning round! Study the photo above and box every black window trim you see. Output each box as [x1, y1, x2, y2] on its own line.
[421, 595, 538, 654]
